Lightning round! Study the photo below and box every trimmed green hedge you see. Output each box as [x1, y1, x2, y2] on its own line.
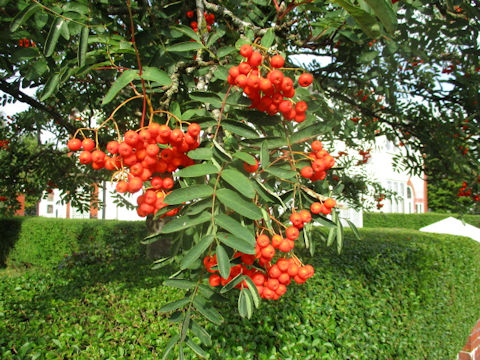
[364, 212, 480, 229]
[1, 228, 479, 359]
[1, 217, 146, 268]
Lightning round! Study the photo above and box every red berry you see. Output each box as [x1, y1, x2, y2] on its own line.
[240, 44, 253, 58]
[281, 77, 294, 93]
[289, 212, 303, 227]
[187, 123, 201, 137]
[295, 101, 308, 113]
[311, 140, 323, 151]
[206, 13, 215, 25]
[261, 244, 275, 259]
[268, 265, 282, 279]
[270, 54, 285, 68]
[267, 70, 284, 87]
[243, 159, 259, 173]
[256, 234, 270, 248]
[107, 141, 119, 154]
[286, 226, 299, 240]
[298, 73, 313, 87]
[300, 166, 314, 179]
[118, 142, 133, 157]
[299, 210, 312, 223]
[162, 177, 174, 190]
[124, 130, 139, 146]
[209, 274, 221, 287]
[146, 144, 159, 157]
[186, 10, 194, 18]
[252, 273, 266, 286]
[128, 177, 143, 193]
[278, 100, 293, 114]
[170, 129, 184, 144]
[116, 181, 128, 193]
[91, 150, 105, 163]
[287, 263, 299, 277]
[277, 259, 289, 272]
[271, 234, 283, 249]
[238, 62, 251, 75]
[151, 176, 163, 190]
[82, 139, 95, 152]
[67, 138, 82, 151]
[248, 51, 263, 67]
[324, 198, 336, 208]
[79, 151, 92, 164]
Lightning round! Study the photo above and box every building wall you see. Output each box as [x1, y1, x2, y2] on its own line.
[365, 136, 427, 213]
[37, 186, 144, 221]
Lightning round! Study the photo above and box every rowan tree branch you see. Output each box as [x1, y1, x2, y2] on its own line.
[0, 79, 77, 134]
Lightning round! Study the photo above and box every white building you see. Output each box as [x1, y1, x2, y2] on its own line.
[365, 136, 427, 214]
[38, 182, 144, 221]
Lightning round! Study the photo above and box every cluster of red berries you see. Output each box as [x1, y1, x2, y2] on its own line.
[186, 10, 215, 32]
[442, 64, 456, 74]
[206, 240, 314, 301]
[205, 253, 314, 300]
[18, 38, 35, 47]
[205, 209, 317, 300]
[300, 140, 335, 181]
[375, 194, 385, 209]
[310, 198, 336, 215]
[227, 44, 313, 122]
[357, 149, 371, 165]
[67, 122, 201, 217]
[0, 140, 9, 150]
[458, 182, 480, 201]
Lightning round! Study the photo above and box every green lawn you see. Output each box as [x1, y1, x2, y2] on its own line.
[1, 228, 480, 359]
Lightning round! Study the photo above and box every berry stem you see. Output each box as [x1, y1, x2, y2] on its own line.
[214, 84, 233, 140]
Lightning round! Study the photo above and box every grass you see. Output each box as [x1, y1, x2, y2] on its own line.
[1, 228, 479, 359]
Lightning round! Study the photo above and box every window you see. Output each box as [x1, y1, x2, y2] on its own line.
[416, 203, 424, 213]
[47, 204, 53, 214]
[406, 186, 412, 199]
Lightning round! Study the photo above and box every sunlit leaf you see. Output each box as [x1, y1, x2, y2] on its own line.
[216, 188, 262, 220]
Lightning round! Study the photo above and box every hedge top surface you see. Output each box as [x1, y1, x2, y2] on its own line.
[363, 212, 480, 230]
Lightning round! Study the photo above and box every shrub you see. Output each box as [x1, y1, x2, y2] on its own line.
[363, 212, 480, 229]
[0, 217, 24, 267]
[2, 217, 147, 268]
[1, 228, 479, 359]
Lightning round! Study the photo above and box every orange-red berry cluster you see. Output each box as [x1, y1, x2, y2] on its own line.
[357, 149, 371, 165]
[227, 44, 313, 122]
[67, 123, 201, 217]
[310, 198, 336, 215]
[458, 181, 480, 202]
[206, 251, 314, 301]
[205, 212, 315, 300]
[0, 140, 9, 150]
[18, 38, 35, 47]
[375, 194, 385, 209]
[300, 140, 335, 181]
[186, 10, 215, 32]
